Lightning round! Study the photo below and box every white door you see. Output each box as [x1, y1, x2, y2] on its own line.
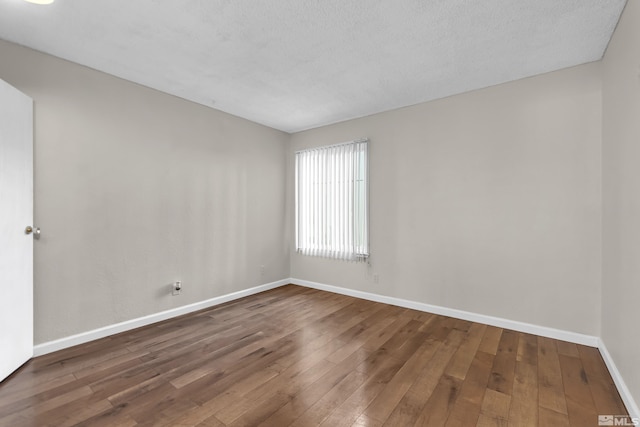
[0, 78, 34, 382]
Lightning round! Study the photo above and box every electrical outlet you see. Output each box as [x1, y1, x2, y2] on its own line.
[373, 274, 379, 283]
[172, 281, 182, 296]
[260, 265, 265, 276]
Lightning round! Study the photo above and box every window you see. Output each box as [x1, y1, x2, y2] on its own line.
[295, 139, 369, 261]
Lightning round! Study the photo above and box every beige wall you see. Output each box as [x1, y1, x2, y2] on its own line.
[0, 40, 290, 344]
[289, 63, 603, 336]
[603, 0, 640, 413]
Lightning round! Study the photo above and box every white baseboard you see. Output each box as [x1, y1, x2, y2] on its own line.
[34, 276, 598, 352]
[289, 278, 600, 347]
[598, 339, 640, 419]
[33, 276, 636, 417]
[295, 276, 639, 417]
[33, 279, 290, 357]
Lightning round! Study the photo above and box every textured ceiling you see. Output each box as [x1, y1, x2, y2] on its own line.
[0, 0, 627, 133]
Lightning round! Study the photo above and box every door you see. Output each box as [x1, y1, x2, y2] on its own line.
[0, 78, 33, 382]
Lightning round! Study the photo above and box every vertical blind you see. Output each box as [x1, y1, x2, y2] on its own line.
[295, 139, 369, 262]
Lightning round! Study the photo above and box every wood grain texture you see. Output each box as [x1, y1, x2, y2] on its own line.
[0, 285, 627, 426]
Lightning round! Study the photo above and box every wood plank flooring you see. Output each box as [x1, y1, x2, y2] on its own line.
[0, 285, 628, 426]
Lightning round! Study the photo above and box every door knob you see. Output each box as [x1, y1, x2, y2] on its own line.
[25, 226, 40, 239]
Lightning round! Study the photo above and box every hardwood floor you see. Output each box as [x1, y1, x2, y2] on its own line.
[0, 285, 628, 426]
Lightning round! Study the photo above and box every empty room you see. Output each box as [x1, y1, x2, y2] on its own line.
[0, 0, 638, 426]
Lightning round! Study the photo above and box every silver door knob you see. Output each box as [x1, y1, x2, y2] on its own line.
[25, 226, 40, 239]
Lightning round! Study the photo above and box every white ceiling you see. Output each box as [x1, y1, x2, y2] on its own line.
[0, 0, 627, 133]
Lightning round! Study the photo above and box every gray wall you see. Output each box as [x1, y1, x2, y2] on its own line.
[0, 40, 290, 344]
[289, 63, 603, 336]
[603, 0, 640, 413]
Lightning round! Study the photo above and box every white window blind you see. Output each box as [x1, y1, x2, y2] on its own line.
[295, 139, 369, 262]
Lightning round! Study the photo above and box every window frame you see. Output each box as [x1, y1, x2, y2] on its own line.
[295, 139, 369, 262]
